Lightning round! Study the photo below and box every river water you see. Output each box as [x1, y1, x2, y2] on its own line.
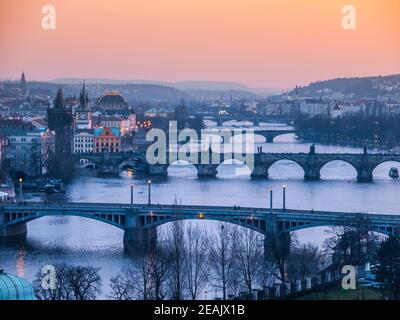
[1, 121, 399, 298]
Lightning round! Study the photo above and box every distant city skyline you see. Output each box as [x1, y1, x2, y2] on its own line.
[1, 0, 399, 88]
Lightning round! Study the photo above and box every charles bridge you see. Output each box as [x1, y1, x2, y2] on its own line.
[75, 145, 400, 182]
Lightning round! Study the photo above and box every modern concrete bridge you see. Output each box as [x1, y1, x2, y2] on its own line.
[1, 202, 399, 249]
[74, 146, 400, 182]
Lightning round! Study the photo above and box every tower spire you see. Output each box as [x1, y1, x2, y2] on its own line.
[54, 88, 65, 109]
[79, 82, 89, 110]
[20, 71, 27, 95]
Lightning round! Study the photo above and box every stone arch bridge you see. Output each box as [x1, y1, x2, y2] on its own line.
[74, 147, 400, 182]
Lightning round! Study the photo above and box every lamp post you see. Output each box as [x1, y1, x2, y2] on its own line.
[148, 180, 152, 206]
[19, 178, 23, 202]
[283, 184, 286, 210]
[130, 184, 134, 208]
[269, 187, 273, 213]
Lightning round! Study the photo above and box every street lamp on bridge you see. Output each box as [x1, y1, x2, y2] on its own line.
[130, 184, 134, 208]
[269, 187, 273, 213]
[148, 180, 152, 206]
[283, 184, 286, 210]
[19, 178, 23, 202]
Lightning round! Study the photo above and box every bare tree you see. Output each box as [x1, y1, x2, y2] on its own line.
[65, 265, 102, 300]
[323, 214, 379, 270]
[263, 231, 293, 285]
[209, 223, 235, 300]
[33, 264, 102, 300]
[166, 220, 187, 300]
[148, 248, 170, 300]
[110, 244, 170, 300]
[287, 243, 325, 282]
[109, 274, 134, 300]
[129, 255, 154, 300]
[185, 222, 209, 300]
[231, 226, 264, 294]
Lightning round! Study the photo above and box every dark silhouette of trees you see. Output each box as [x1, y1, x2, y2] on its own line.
[209, 223, 235, 300]
[231, 227, 264, 294]
[166, 220, 187, 300]
[287, 243, 325, 282]
[373, 235, 400, 299]
[33, 264, 102, 300]
[323, 215, 379, 270]
[295, 114, 400, 147]
[109, 274, 134, 300]
[185, 223, 209, 300]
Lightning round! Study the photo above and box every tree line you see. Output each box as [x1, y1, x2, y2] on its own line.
[294, 114, 400, 148]
[33, 218, 400, 300]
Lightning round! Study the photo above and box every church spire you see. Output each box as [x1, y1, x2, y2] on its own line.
[20, 71, 27, 95]
[79, 82, 89, 110]
[54, 88, 65, 109]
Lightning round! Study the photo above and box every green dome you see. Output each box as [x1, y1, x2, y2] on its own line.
[0, 271, 36, 300]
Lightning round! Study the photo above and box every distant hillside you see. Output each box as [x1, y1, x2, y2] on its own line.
[185, 89, 260, 100]
[51, 78, 279, 97]
[47, 78, 264, 101]
[27, 81, 190, 102]
[280, 74, 400, 99]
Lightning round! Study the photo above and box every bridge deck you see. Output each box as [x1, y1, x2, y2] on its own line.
[1, 201, 400, 220]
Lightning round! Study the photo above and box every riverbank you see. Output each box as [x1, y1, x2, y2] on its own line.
[296, 134, 398, 153]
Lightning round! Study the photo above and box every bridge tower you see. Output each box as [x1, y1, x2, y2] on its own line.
[47, 89, 74, 179]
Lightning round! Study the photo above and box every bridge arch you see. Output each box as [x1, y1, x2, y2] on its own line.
[167, 160, 198, 177]
[266, 159, 305, 179]
[141, 215, 266, 234]
[372, 160, 400, 180]
[319, 160, 358, 180]
[284, 221, 393, 236]
[5, 211, 126, 230]
[13, 170, 29, 180]
[77, 158, 96, 169]
[216, 159, 252, 178]
[271, 132, 296, 143]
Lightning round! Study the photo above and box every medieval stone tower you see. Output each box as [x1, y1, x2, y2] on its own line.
[47, 88, 74, 179]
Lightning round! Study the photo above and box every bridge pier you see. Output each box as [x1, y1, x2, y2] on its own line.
[251, 164, 268, 178]
[197, 164, 218, 177]
[148, 164, 168, 176]
[0, 223, 27, 238]
[304, 167, 320, 181]
[0, 208, 27, 238]
[123, 211, 157, 253]
[264, 135, 274, 143]
[357, 169, 373, 183]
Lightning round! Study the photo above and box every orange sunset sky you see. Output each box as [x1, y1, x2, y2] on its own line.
[0, 0, 399, 88]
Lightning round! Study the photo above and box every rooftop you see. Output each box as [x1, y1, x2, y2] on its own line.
[97, 92, 127, 105]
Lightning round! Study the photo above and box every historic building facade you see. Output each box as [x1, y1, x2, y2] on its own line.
[94, 127, 121, 153]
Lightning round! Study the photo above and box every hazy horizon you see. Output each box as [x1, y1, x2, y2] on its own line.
[1, 0, 399, 88]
